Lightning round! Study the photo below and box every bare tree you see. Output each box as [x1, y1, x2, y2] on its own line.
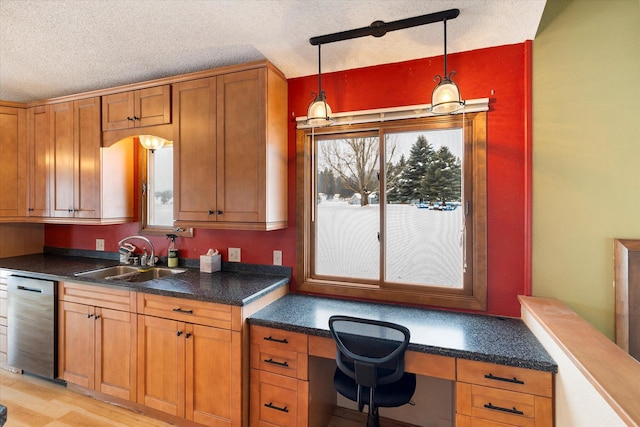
[320, 136, 379, 206]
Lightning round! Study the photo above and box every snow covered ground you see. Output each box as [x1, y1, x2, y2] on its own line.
[315, 201, 464, 288]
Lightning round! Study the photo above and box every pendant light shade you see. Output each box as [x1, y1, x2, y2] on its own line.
[431, 74, 464, 114]
[307, 44, 333, 127]
[431, 20, 464, 114]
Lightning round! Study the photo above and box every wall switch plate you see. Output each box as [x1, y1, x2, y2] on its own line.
[273, 250, 282, 266]
[96, 239, 105, 251]
[228, 247, 241, 262]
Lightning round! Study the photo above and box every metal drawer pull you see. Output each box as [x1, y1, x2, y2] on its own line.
[264, 402, 289, 413]
[484, 403, 524, 415]
[264, 358, 289, 367]
[264, 336, 288, 344]
[484, 373, 525, 384]
[172, 308, 194, 314]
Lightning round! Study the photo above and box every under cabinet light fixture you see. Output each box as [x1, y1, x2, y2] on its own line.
[138, 135, 168, 152]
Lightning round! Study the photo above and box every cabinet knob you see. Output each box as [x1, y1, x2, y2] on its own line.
[208, 210, 214, 215]
[94, 315, 100, 320]
[217, 210, 223, 215]
[87, 314, 93, 318]
[127, 117, 134, 121]
[176, 331, 183, 337]
[28, 208, 34, 212]
[68, 209, 74, 213]
[133, 116, 140, 121]
[185, 333, 192, 339]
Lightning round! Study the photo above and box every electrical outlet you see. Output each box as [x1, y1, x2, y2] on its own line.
[273, 250, 282, 266]
[96, 239, 105, 251]
[228, 247, 241, 262]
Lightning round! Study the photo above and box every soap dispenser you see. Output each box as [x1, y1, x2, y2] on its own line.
[166, 234, 179, 267]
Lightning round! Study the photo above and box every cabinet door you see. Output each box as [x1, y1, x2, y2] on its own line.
[27, 105, 50, 217]
[102, 91, 135, 131]
[59, 301, 95, 388]
[185, 324, 240, 426]
[216, 69, 265, 223]
[50, 101, 76, 217]
[137, 314, 185, 417]
[95, 307, 137, 401]
[173, 78, 218, 222]
[136, 86, 171, 127]
[74, 97, 101, 218]
[0, 106, 27, 218]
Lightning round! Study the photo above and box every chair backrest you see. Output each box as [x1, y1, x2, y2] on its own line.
[329, 315, 411, 389]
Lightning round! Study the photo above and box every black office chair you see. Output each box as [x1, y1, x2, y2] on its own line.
[329, 315, 416, 427]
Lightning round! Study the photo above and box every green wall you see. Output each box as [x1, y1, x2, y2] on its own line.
[532, 0, 640, 338]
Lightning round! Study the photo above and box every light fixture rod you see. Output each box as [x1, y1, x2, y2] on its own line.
[309, 9, 459, 46]
[443, 19, 448, 76]
[317, 44, 323, 92]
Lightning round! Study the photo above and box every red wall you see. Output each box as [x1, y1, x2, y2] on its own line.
[45, 42, 531, 317]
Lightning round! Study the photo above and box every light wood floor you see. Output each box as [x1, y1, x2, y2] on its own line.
[0, 369, 417, 427]
[0, 369, 173, 427]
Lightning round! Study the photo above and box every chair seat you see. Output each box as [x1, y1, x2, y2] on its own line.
[334, 368, 416, 408]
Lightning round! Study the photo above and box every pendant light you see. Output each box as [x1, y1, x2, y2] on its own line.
[430, 19, 464, 114]
[307, 44, 333, 127]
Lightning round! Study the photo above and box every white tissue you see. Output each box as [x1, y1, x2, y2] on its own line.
[201, 249, 221, 273]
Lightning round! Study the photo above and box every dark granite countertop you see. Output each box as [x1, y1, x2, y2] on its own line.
[0, 253, 289, 306]
[249, 294, 557, 372]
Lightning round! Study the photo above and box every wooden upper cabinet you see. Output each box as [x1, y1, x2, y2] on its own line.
[102, 85, 171, 131]
[173, 77, 217, 223]
[27, 105, 51, 217]
[50, 97, 134, 223]
[174, 65, 288, 231]
[0, 105, 27, 219]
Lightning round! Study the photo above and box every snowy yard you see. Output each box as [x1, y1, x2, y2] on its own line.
[315, 201, 464, 288]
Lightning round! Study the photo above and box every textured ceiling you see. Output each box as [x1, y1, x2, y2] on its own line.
[0, 0, 546, 103]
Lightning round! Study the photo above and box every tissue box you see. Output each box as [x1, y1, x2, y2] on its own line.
[200, 254, 221, 273]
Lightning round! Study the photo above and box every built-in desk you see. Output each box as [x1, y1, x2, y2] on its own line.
[248, 294, 556, 427]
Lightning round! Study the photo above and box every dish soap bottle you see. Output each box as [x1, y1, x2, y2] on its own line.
[167, 234, 179, 267]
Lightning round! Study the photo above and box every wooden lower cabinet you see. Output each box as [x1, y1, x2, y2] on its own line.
[249, 325, 312, 427]
[456, 359, 553, 427]
[137, 313, 241, 426]
[58, 301, 137, 401]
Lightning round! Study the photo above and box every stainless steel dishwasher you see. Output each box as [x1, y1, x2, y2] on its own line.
[7, 275, 57, 379]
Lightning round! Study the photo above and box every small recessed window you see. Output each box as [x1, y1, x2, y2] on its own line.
[139, 138, 191, 237]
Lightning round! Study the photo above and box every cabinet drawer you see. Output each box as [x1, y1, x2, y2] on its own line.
[251, 343, 308, 380]
[457, 359, 553, 397]
[250, 369, 308, 427]
[457, 413, 520, 427]
[59, 282, 135, 312]
[251, 325, 308, 354]
[457, 382, 552, 427]
[137, 293, 233, 329]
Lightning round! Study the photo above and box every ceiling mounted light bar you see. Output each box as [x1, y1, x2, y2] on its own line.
[309, 9, 459, 46]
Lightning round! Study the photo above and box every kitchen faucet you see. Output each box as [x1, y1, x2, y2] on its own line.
[118, 235, 155, 267]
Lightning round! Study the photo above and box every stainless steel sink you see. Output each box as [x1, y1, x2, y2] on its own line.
[74, 265, 186, 283]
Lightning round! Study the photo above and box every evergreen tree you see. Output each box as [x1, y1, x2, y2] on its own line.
[386, 154, 407, 203]
[400, 135, 434, 203]
[420, 146, 461, 205]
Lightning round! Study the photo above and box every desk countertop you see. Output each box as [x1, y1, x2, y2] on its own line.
[249, 293, 557, 373]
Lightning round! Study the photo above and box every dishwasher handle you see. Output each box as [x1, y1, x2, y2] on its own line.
[17, 285, 44, 293]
